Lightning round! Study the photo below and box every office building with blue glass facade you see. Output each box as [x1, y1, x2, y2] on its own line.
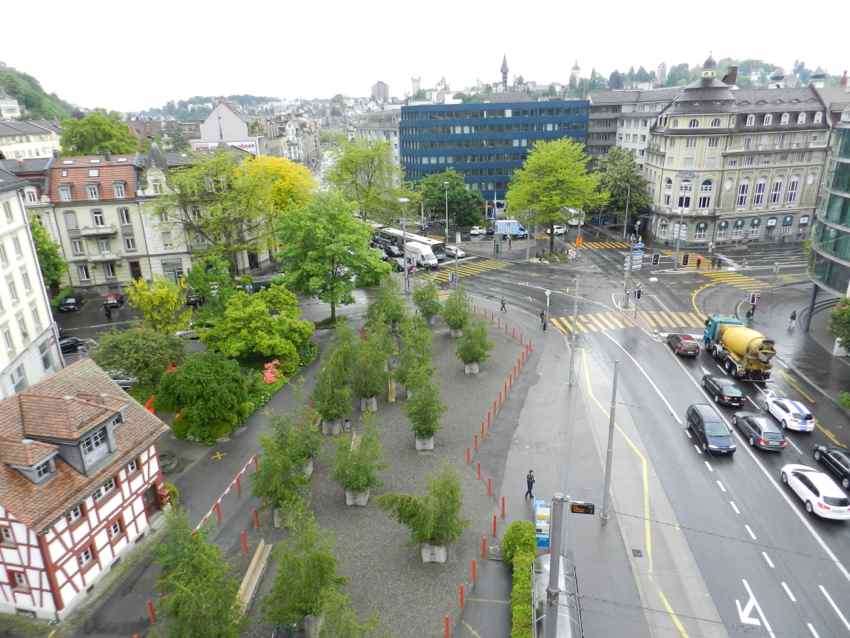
[400, 100, 589, 208]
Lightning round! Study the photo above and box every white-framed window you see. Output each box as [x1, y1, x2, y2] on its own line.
[672, 119, 678, 128]
[34, 458, 53, 479]
[88, 169, 99, 177]
[16, 312, 28, 342]
[711, 118, 721, 128]
[688, 119, 699, 128]
[736, 180, 750, 208]
[686, 137, 697, 148]
[124, 237, 137, 252]
[814, 112, 823, 125]
[86, 184, 100, 200]
[695, 222, 708, 240]
[20, 268, 32, 293]
[118, 207, 131, 225]
[77, 545, 95, 568]
[677, 180, 692, 209]
[107, 520, 123, 541]
[31, 304, 42, 331]
[658, 221, 669, 239]
[11, 364, 26, 392]
[59, 185, 72, 202]
[732, 219, 746, 238]
[92, 210, 105, 226]
[749, 218, 762, 238]
[63, 210, 78, 230]
[161, 231, 173, 249]
[780, 113, 790, 125]
[3, 325, 14, 355]
[126, 458, 138, 474]
[743, 156, 754, 167]
[152, 180, 163, 194]
[0, 243, 7, 266]
[104, 262, 116, 279]
[12, 237, 22, 257]
[113, 182, 126, 198]
[7, 276, 19, 303]
[0, 526, 14, 546]
[65, 504, 84, 525]
[744, 136, 752, 149]
[764, 114, 773, 126]
[708, 137, 719, 148]
[746, 114, 755, 127]
[83, 428, 108, 455]
[158, 210, 168, 223]
[71, 239, 84, 256]
[786, 176, 800, 204]
[97, 239, 110, 255]
[92, 477, 116, 502]
[698, 180, 713, 209]
[25, 189, 38, 204]
[39, 340, 52, 371]
[716, 221, 729, 240]
[77, 264, 91, 282]
[753, 179, 767, 207]
[9, 571, 27, 591]
[797, 112, 807, 125]
[770, 180, 783, 205]
[799, 215, 810, 227]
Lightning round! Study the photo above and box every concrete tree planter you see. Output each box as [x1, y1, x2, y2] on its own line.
[304, 614, 324, 638]
[464, 362, 480, 375]
[449, 328, 463, 338]
[415, 435, 435, 451]
[420, 543, 448, 564]
[303, 459, 314, 479]
[321, 419, 342, 436]
[359, 397, 378, 412]
[345, 488, 371, 507]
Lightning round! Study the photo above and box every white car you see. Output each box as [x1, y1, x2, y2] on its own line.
[469, 226, 485, 236]
[765, 396, 815, 432]
[445, 245, 466, 259]
[546, 224, 567, 236]
[781, 464, 850, 520]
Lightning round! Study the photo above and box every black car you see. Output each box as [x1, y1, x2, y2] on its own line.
[702, 374, 744, 407]
[58, 295, 85, 312]
[687, 403, 736, 455]
[60, 336, 91, 354]
[812, 444, 850, 490]
[667, 333, 700, 357]
[384, 244, 403, 258]
[485, 226, 495, 236]
[732, 411, 787, 451]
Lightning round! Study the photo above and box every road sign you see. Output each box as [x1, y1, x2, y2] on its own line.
[634, 287, 642, 299]
[651, 253, 661, 266]
[682, 253, 690, 266]
[570, 500, 595, 515]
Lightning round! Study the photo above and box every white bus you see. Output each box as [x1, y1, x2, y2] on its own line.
[372, 226, 447, 262]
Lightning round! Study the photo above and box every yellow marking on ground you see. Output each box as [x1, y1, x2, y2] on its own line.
[211, 451, 226, 461]
[657, 588, 691, 638]
[426, 259, 508, 283]
[461, 621, 483, 638]
[586, 314, 610, 331]
[551, 317, 571, 335]
[584, 241, 630, 249]
[691, 282, 717, 316]
[579, 315, 600, 332]
[641, 311, 659, 328]
[779, 370, 816, 404]
[685, 312, 705, 326]
[597, 312, 619, 330]
[653, 310, 674, 326]
[817, 423, 845, 447]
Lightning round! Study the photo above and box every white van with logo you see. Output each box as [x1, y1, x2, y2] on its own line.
[405, 242, 439, 270]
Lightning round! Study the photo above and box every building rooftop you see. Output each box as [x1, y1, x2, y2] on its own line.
[0, 120, 59, 138]
[0, 166, 26, 193]
[732, 87, 823, 112]
[0, 157, 52, 173]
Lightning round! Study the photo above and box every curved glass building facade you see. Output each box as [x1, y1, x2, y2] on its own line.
[810, 109, 850, 295]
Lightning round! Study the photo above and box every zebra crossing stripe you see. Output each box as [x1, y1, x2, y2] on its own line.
[686, 312, 705, 326]
[640, 311, 658, 328]
[551, 317, 571, 335]
[593, 313, 617, 330]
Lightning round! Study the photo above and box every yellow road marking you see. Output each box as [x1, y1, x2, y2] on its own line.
[817, 423, 844, 447]
[601, 311, 624, 329]
[641, 311, 659, 328]
[658, 588, 691, 638]
[779, 370, 816, 404]
[686, 312, 704, 327]
[461, 621, 483, 638]
[211, 451, 226, 461]
[591, 313, 616, 331]
[551, 317, 571, 335]
[691, 282, 717, 316]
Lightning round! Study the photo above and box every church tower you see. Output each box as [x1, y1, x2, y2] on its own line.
[501, 55, 509, 91]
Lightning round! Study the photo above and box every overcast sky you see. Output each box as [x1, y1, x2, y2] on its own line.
[2, 0, 847, 113]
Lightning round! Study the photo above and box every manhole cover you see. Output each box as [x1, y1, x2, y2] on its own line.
[632, 548, 643, 558]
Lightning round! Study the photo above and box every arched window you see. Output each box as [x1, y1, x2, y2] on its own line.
[786, 176, 800, 204]
[780, 113, 790, 125]
[764, 113, 773, 126]
[746, 114, 755, 127]
[753, 178, 767, 206]
[733, 218, 746, 237]
[736, 180, 750, 208]
[798, 112, 807, 125]
[770, 179, 784, 205]
[717, 220, 729, 239]
[678, 180, 692, 209]
[781, 215, 794, 235]
[698, 180, 713, 209]
[749, 218, 762, 238]
[814, 112, 823, 125]
[689, 119, 699, 128]
[711, 118, 721, 128]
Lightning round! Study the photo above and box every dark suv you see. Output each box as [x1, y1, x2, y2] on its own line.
[687, 403, 736, 456]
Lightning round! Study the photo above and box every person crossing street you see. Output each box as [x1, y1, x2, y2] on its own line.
[524, 470, 535, 500]
[500, 297, 507, 312]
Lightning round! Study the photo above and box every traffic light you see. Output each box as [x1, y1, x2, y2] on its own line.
[652, 253, 661, 266]
[635, 287, 642, 300]
[749, 292, 760, 305]
[570, 501, 596, 515]
[682, 253, 690, 266]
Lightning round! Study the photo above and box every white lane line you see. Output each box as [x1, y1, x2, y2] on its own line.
[693, 444, 702, 454]
[807, 623, 820, 637]
[716, 480, 726, 492]
[819, 585, 850, 631]
[781, 581, 797, 603]
[704, 460, 714, 472]
[786, 436, 803, 455]
[715, 364, 726, 374]
[762, 552, 775, 568]
[742, 578, 776, 638]
[685, 429, 692, 439]
[755, 384, 769, 397]
[747, 396, 760, 409]
[700, 365, 710, 375]
[730, 501, 740, 515]
[745, 524, 757, 540]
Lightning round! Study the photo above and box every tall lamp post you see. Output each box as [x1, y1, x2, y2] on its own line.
[673, 208, 685, 270]
[443, 181, 449, 247]
[398, 197, 411, 293]
[622, 182, 632, 241]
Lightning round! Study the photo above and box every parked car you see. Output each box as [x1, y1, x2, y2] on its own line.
[546, 224, 567, 236]
[781, 464, 850, 519]
[384, 244, 403, 258]
[60, 336, 94, 354]
[812, 444, 850, 490]
[58, 295, 85, 312]
[732, 411, 787, 451]
[485, 226, 495, 236]
[686, 403, 736, 456]
[469, 226, 485, 236]
[667, 333, 700, 357]
[389, 256, 406, 272]
[445, 245, 466, 259]
[701, 374, 744, 407]
[107, 371, 138, 390]
[102, 292, 125, 308]
[765, 396, 815, 432]
[186, 291, 205, 307]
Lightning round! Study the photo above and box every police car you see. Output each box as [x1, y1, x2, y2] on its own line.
[765, 396, 815, 432]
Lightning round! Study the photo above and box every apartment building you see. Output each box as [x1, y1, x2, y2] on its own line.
[0, 121, 61, 161]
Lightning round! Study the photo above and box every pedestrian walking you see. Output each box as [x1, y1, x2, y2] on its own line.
[540, 310, 547, 331]
[696, 256, 702, 270]
[500, 297, 507, 312]
[104, 305, 112, 321]
[524, 470, 535, 500]
[788, 310, 797, 331]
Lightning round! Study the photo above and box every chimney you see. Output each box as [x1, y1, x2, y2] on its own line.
[722, 66, 738, 86]
[104, 151, 112, 161]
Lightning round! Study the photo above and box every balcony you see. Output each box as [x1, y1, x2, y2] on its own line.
[89, 252, 121, 263]
[79, 224, 118, 237]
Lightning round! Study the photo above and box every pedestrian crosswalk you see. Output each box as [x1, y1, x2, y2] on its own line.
[423, 258, 508, 284]
[701, 271, 771, 291]
[581, 241, 631, 250]
[550, 310, 706, 335]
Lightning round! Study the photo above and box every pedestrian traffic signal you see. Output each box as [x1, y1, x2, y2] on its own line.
[634, 287, 642, 299]
[682, 253, 690, 266]
[749, 292, 760, 305]
[652, 253, 661, 266]
[570, 501, 596, 515]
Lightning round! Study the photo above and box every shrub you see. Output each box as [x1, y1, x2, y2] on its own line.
[839, 391, 850, 410]
[510, 551, 534, 638]
[50, 286, 74, 310]
[351, 328, 388, 400]
[395, 317, 433, 387]
[92, 328, 185, 389]
[332, 418, 385, 492]
[442, 286, 470, 331]
[252, 414, 316, 511]
[501, 520, 537, 565]
[456, 320, 493, 365]
[405, 366, 444, 439]
[412, 281, 442, 322]
[367, 276, 407, 329]
[312, 350, 352, 422]
[318, 588, 380, 638]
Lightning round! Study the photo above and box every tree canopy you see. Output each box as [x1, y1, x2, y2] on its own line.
[829, 298, 850, 347]
[92, 328, 185, 390]
[127, 275, 192, 335]
[184, 254, 236, 316]
[594, 146, 651, 223]
[278, 191, 389, 322]
[419, 169, 484, 228]
[29, 219, 66, 290]
[60, 112, 139, 155]
[0, 65, 74, 120]
[326, 138, 404, 223]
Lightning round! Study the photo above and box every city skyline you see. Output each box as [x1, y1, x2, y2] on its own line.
[2, 0, 847, 113]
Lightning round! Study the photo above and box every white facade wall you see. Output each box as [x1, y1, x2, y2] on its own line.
[0, 131, 60, 160]
[0, 97, 21, 120]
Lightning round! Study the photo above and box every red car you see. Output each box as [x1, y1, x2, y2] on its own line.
[667, 333, 700, 357]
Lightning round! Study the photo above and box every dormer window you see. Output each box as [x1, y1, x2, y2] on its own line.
[92, 477, 117, 502]
[814, 112, 823, 124]
[797, 112, 807, 125]
[65, 504, 85, 525]
[763, 114, 773, 126]
[114, 182, 126, 199]
[34, 458, 55, 481]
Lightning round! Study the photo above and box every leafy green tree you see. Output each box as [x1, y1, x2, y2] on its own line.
[60, 112, 138, 155]
[29, 220, 66, 290]
[456, 320, 493, 366]
[278, 191, 390, 322]
[200, 284, 315, 375]
[0, 66, 73, 120]
[330, 320, 358, 380]
[155, 508, 244, 638]
[419, 169, 484, 228]
[311, 349, 353, 423]
[377, 462, 467, 546]
[404, 366, 445, 440]
[366, 276, 407, 330]
[442, 286, 471, 333]
[263, 512, 346, 626]
[156, 352, 249, 442]
[318, 589, 381, 638]
[185, 254, 236, 316]
[396, 317, 433, 388]
[412, 281, 442, 323]
[326, 139, 404, 222]
[127, 275, 192, 335]
[608, 70, 624, 89]
[666, 63, 691, 86]
[506, 138, 607, 253]
[351, 326, 389, 402]
[332, 418, 386, 493]
[829, 298, 850, 347]
[635, 66, 651, 83]
[251, 414, 314, 512]
[92, 328, 184, 389]
[594, 147, 651, 222]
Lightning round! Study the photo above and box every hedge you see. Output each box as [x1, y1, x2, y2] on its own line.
[501, 520, 536, 564]
[511, 551, 534, 638]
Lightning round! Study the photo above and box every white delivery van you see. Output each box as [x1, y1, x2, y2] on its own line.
[405, 242, 439, 270]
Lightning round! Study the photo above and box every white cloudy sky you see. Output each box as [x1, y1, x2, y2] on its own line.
[2, 0, 847, 112]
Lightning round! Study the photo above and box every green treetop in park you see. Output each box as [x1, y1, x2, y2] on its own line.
[419, 169, 485, 228]
[506, 138, 608, 253]
[127, 275, 191, 335]
[60, 112, 139, 155]
[29, 219, 66, 290]
[594, 147, 651, 222]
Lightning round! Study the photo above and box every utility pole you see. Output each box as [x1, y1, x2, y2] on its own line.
[601, 360, 619, 525]
[673, 208, 684, 271]
[544, 493, 568, 638]
[443, 181, 449, 248]
[568, 276, 579, 387]
[622, 183, 632, 241]
[398, 197, 411, 294]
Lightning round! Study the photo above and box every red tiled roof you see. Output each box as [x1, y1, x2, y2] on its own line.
[0, 359, 167, 530]
[47, 155, 139, 203]
[0, 437, 57, 467]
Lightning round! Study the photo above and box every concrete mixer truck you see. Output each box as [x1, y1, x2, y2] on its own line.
[703, 315, 776, 380]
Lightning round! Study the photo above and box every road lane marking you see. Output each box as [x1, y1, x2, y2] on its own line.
[716, 480, 726, 493]
[730, 501, 740, 515]
[745, 524, 757, 540]
[781, 581, 796, 602]
[819, 585, 850, 631]
[786, 436, 802, 455]
[762, 552, 775, 568]
[700, 365, 710, 375]
[780, 370, 817, 404]
[747, 396, 760, 409]
[807, 623, 820, 637]
[736, 579, 776, 637]
[656, 588, 690, 638]
[461, 620, 483, 637]
[704, 460, 713, 472]
[715, 364, 725, 374]
[685, 429, 692, 439]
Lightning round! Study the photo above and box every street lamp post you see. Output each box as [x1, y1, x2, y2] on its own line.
[674, 208, 685, 270]
[443, 181, 449, 247]
[398, 197, 411, 293]
[622, 183, 632, 241]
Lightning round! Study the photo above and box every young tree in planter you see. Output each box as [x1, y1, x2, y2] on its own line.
[456, 320, 493, 375]
[318, 589, 380, 638]
[330, 320, 357, 380]
[351, 328, 388, 412]
[404, 365, 445, 451]
[263, 512, 346, 629]
[395, 317, 433, 395]
[376, 462, 468, 563]
[332, 417, 385, 506]
[311, 350, 352, 435]
[412, 281, 442, 325]
[442, 286, 471, 337]
[366, 276, 407, 331]
[252, 424, 312, 527]
[272, 402, 323, 479]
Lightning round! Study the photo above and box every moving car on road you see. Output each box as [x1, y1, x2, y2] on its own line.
[812, 444, 850, 490]
[667, 333, 700, 357]
[780, 464, 850, 519]
[687, 403, 736, 456]
[60, 336, 95, 354]
[732, 411, 787, 451]
[384, 244, 403, 258]
[469, 226, 485, 236]
[765, 396, 815, 432]
[545, 224, 567, 236]
[445, 245, 466, 259]
[58, 295, 85, 312]
[701, 374, 745, 407]
[102, 292, 125, 308]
